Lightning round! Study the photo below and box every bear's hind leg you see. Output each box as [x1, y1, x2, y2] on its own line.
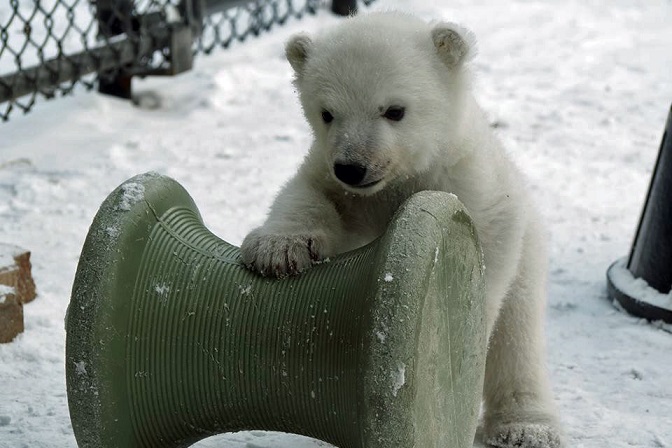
[482, 229, 564, 448]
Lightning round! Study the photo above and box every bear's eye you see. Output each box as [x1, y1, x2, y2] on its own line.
[321, 110, 334, 124]
[383, 106, 405, 122]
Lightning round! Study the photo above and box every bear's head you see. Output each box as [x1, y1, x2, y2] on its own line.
[286, 12, 477, 195]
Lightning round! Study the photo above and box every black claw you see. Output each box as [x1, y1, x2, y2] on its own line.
[307, 238, 320, 261]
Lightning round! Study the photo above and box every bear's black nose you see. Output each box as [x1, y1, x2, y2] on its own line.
[334, 163, 367, 186]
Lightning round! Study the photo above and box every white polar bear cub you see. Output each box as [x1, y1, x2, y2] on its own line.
[241, 11, 563, 448]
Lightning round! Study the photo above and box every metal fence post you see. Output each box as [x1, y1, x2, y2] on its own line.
[95, 0, 137, 99]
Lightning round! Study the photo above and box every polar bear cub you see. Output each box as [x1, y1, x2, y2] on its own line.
[241, 11, 563, 448]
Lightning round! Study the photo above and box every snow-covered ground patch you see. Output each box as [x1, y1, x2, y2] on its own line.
[1, 0, 671, 447]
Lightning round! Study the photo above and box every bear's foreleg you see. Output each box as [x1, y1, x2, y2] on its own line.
[241, 176, 345, 278]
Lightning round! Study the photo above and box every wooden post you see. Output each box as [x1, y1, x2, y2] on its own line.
[0, 244, 37, 343]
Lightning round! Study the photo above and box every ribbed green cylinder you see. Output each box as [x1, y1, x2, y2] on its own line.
[65, 172, 486, 448]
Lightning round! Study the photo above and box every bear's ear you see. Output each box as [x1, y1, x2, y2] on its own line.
[431, 22, 476, 68]
[285, 33, 313, 74]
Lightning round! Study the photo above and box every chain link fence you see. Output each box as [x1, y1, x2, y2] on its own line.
[0, 0, 374, 122]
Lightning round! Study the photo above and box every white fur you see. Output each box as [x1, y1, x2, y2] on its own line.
[241, 12, 563, 447]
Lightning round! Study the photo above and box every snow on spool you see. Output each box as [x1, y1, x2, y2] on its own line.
[607, 104, 672, 324]
[65, 173, 487, 448]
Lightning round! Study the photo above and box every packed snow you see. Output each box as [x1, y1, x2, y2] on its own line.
[610, 257, 672, 311]
[1, 0, 672, 447]
[154, 283, 171, 297]
[117, 181, 146, 211]
[391, 363, 406, 398]
[0, 244, 22, 269]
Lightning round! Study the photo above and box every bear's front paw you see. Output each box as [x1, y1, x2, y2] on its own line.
[240, 228, 328, 278]
[486, 422, 563, 448]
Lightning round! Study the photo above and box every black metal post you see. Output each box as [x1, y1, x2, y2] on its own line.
[95, 0, 137, 99]
[628, 106, 672, 291]
[607, 104, 672, 323]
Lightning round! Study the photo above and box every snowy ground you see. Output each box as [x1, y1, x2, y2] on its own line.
[1, 0, 672, 447]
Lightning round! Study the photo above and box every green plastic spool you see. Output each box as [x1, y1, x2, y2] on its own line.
[65, 172, 486, 448]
